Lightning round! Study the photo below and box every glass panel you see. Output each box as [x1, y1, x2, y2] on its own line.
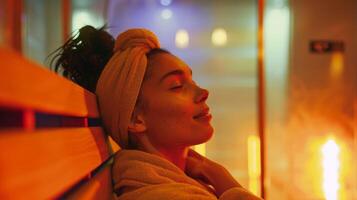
[107, 0, 260, 195]
[22, 0, 62, 66]
[71, 0, 107, 32]
[22, 0, 107, 67]
[264, 0, 357, 199]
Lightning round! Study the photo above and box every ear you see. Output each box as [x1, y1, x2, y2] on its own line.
[128, 114, 147, 133]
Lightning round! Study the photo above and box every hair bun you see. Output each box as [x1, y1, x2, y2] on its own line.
[50, 25, 114, 92]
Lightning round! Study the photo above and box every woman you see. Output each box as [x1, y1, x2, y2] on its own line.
[52, 25, 262, 200]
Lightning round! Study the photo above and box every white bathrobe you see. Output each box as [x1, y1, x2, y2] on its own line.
[112, 150, 262, 200]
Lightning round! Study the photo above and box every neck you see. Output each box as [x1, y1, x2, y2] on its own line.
[132, 134, 189, 170]
[155, 146, 189, 171]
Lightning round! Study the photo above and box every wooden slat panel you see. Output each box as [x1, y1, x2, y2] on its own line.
[0, 127, 110, 199]
[0, 47, 99, 117]
[65, 166, 113, 200]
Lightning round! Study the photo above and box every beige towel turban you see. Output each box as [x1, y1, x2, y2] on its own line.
[95, 29, 160, 148]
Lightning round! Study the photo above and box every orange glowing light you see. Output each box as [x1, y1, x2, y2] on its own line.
[247, 135, 261, 196]
[322, 139, 340, 200]
[194, 143, 206, 157]
[330, 52, 344, 79]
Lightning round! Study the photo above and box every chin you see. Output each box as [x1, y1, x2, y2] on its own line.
[205, 126, 214, 141]
[194, 126, 214, 145]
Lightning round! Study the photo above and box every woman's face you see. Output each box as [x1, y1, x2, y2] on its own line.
[139, 53, 213, 149]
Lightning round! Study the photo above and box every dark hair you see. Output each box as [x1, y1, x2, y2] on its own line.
[49, 25, 170, 93]
[49, 25, 115, 92]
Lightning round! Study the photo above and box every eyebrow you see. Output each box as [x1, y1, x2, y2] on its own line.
[159, 68, 193, 83]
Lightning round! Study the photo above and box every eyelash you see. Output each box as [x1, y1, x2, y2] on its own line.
[170, 85, 183, 90]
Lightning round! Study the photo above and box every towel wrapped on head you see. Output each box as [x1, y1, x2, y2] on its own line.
[95, 29, 160, 149]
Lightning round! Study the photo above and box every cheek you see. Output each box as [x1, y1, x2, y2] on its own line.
[150, 99, 194, 124]
[144, 97, 195, 137]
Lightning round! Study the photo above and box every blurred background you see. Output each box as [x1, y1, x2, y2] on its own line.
[0, 0, 356, 199]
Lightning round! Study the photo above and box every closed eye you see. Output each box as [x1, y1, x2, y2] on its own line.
[170, 85, 183, 90]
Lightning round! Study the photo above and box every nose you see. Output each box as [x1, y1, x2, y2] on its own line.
[195, 87, 209, 103]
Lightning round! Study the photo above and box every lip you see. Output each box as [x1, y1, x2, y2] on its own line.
[193, 108, 212, 122]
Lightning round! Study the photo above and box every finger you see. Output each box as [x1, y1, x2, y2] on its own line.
[185, 157, 201, 177]
[185, 156, 201, 169]
[186, 157, 213, 186]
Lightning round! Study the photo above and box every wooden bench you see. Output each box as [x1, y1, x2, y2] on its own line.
[0, 47, 119, 199]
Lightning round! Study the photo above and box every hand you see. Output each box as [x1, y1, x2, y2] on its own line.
[185, 149, 242, 197]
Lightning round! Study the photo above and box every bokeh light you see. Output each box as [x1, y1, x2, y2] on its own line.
[175, 29, 189, 48]
[160, 0, 172, 6]
[211, 28, 227, 46]
[161, 8, 172, 20]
